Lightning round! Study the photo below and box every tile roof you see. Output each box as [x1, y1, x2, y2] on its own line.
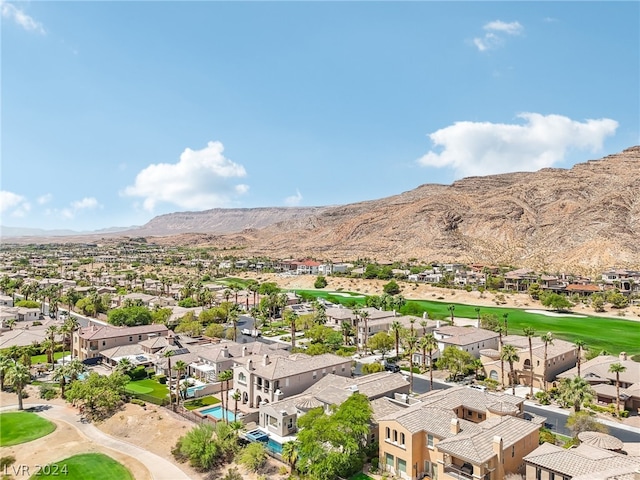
[557, 355, 640, 386]
[524, 443, 640, 477]
[437, 416, 539, 463]
[236, 352, 351, 380]
[78, 324, 168, 340]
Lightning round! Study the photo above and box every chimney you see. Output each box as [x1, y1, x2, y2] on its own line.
[423, 312, 427, 319]
[492, 436, 503, 464]
[619, 352, 627, 361]
[450, 418, 460, 435]
[247, 359, 253, 371]
[475, 318, 480, 329]
[167, 334, 175, 346]
[222, 345, 229, 358]
[436, 320, 441, 328]
[263, 354, 270, 366]
[393, 310, 396, 317]
[242, 346, 248, 357]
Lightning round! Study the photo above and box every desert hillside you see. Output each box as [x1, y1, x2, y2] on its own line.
[153, 146, 640, 273]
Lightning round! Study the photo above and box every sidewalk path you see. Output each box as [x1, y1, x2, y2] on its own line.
[1, 403, 193, 480]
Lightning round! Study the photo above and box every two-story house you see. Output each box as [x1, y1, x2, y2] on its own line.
[480, 335, 577, 389]
[73, 324, 169, 361]
[233, 352, 352, 408]
[379, 386, 541, 480]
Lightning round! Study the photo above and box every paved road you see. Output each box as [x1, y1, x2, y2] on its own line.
[1, 403, 193, 480]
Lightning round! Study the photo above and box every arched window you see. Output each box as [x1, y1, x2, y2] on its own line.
[489, 370, 498, 380]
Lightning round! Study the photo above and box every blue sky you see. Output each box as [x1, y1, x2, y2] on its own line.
[2, 1, 638, 231]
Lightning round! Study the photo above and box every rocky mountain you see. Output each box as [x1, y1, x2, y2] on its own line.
[153, 146, 640, 273]
[128, 207, 330, 236]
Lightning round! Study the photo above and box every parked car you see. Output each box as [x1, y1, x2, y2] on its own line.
[384, 362, 401, 373]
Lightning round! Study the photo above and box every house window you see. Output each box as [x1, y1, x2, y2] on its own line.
[393, 430, 398, 443]
[102, 341, 106, 346]
[313, 371, 317, 379]
[550, 473, 555, 480]
[511, 445, 515, 457]
[238, 373, 247, 385]
[397, 458, 407, 474]
[341, 366, 345, 372]
[427, 434, 434, 448]
[385, 453, 394, 468]
[386, 427, 390, 440]
[400, 433, 405, 446]
[129, 336, 132, 342]
[138, 335, 142, 340]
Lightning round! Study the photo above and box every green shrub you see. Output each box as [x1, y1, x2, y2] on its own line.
[539, 427, 556, 445]
[480, 378, 500, 391]
[535, 391, 551, 405]
[39, 384, 58, 400]
[131, 398, 146, 407]
[128, 365, 148, 380]
[156, 374, 167, 384]
[0, 456, 16, 469]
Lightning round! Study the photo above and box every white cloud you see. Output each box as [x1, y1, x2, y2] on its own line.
[0, 190, 31, 217]
[284, 189, 303, 207]
[484, 20, 523, 35]
[417, 113, 618, 178]
[37, 193, 52, 205]
[0, 1, 45, 34]
[473, 19, 522, 51]
[53, 197, 101, 220]
[123, 141, 249, 212]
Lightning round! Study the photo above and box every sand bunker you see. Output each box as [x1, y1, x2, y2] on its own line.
[525, 309, 587, 318]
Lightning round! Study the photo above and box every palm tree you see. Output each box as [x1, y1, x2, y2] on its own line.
[448, 304, 455, 325]
[228, 305, 240, 342]
[502, 313, 509, 336]
[282, 441, 299, 474]
[501, 344, 520, 395]
[218, 369, 233, 423]
[341, 321, 352, 346]
[558, 376, 594, 412]
[44, 325, 59, 370]
[608, 362, 627, 417]
[390, 321, 402, 360]
[541, 332, 554, 391]
[6, 318, 16, 331]
[471, 359, 484, 381]
[474, 307, 481, 325]
[62, 316, 80, 364]
[420, 320, 429, 336]
[494, 324, 506, 389]
[575, 339, 586, 377]
[361, 310, 370, 355]
[351, 308, 362, 352]
[404, 334, 417, 393]
[284, 309, 299, 349]
[0, 355, 12, 391]
[174, 360, 188, 406]
[523, 326, 535, 397]
[424, 333, 438, 391]
[163, 350, 175, 405]
[232, 390, 240, 422]
[116, 358, 134, 376]
[7, 361, 31, 410]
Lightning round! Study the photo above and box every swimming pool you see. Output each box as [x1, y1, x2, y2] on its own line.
[267, 438, 283, 454]
[199, 405, 236, 422]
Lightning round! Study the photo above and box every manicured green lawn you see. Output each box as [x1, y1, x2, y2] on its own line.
[183, 395, 220, 410]
[30, 352, 64, 365]
[125, 379, 168, 399]
[293, 289, 368, 306]
[350, 474, 375, 480]
[30, 453, 134, 480]
[0, 412, 56, 446]
[293, 289, 640, 356]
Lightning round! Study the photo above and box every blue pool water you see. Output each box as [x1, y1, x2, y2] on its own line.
[267, 438, 283, 454]
[199, 405, 236, 421]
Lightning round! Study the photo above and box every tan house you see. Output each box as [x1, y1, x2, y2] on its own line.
[73, 324, 168, 361]
[233, 352, 352, 408]
[557, 352, 640, 413]
[378, 386, 541, 480]
[480, 335, 577, 389]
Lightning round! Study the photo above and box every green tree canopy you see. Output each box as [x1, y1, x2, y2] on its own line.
[107, 306, 152, 326]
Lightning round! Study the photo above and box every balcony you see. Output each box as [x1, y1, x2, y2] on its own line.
[443, 463, 474, 480]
